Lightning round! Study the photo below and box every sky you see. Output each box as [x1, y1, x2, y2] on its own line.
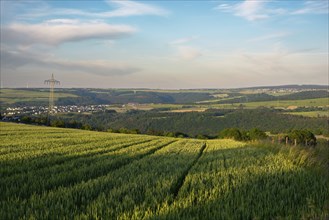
[0, 0, 328, 89]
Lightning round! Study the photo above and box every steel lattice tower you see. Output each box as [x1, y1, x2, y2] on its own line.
[44, 74, 60, 115]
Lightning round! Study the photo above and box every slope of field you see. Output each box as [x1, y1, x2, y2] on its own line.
[0, 88, 77, 105]
[0, 122, 328, 219]
[211, 97, 329, 109]
[284, 111, 329, 118]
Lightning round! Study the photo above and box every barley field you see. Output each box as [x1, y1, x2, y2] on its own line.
[0, 122, 328, 219]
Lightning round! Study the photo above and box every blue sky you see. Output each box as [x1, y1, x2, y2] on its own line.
[1, 0, 328, 88]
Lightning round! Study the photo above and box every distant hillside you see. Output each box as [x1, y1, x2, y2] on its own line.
[54, 108, 328, 136]
[217, 90, 329, 104]
[57, 89, 214, 105]
[1, 85, 327, 107]
[243, 84, 328, 90]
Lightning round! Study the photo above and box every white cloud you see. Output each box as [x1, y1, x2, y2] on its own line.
[103, 0, 168, 17]
[177, 46, 202, 60]
[215, 0, 269, 21]
[45, 19, 80, 25]
[292, 0, 329, 15]
[14, 0, 168, 20]
[215, 0, 328, 21]
[234, 0, 269, 21]
[215, 0, 285, 21]
[2, 20, 136, 46]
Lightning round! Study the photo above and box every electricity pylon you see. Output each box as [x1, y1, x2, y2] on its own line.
[44, 74, 60, 118]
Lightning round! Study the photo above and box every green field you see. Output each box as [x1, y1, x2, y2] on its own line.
[0, 122, 328, 219]
[0, 89, 77, 104]
[284, 111, 329, 118]
[208, 97, 329, 109]
[109, 97, 329, 112]
[243, 98, 329, 108]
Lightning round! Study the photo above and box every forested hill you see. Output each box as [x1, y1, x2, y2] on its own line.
[52, 109, 328, 137]
[57, 89, 329, 105]
[60, 89, 213, 104]
[2, 87, 328, 107]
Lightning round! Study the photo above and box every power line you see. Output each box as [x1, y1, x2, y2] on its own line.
[44, 74, 60, 124]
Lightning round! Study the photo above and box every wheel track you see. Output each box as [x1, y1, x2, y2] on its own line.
[1, 140, 178, 201]
[170, 142, 207, 199]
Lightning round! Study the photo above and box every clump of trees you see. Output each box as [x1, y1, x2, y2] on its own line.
[279, 130, 317, 147]
[20, 115, 47, 125]
[146, 130, 189, 138]
[219, 128, 317, 147]
[219, 128, 267, 141]
[108, 128, 140, 134]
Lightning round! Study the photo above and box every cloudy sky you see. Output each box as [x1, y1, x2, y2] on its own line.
[1, 0, 328, 88]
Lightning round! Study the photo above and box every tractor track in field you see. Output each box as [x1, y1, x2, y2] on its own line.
[1, 138, 155, 179]
[1, 140, 178, 201]
[170, 142, 207, 199]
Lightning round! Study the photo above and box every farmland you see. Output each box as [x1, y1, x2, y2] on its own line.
[284, 111, 329, 118]
[1, 122, 328, 219]
[0, 88, 77, 105]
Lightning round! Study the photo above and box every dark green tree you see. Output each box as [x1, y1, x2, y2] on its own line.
[219, 128, 243, 141]
[248, 128, 267, 140]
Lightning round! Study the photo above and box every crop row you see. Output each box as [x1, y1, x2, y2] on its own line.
[1, 123, 328, 219]
[0, 137, 205, 219]
[151, 140, 329, 219]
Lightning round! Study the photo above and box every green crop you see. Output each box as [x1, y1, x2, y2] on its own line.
[0, 122, 328, 219]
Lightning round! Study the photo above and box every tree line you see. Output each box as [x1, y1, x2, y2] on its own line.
[12, 114, 318, 146]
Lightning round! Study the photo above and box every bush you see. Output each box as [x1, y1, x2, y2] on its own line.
[50, 120, 65, 127]
[219, 128, 243, 141]
[219, 128, 267, 141]
[195, 134, 209, 140]
[248, 128, 267, 140]
[288, 129, 316, 146]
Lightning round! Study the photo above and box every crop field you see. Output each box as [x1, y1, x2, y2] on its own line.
[284, 111, 329, 118]
[240, 97, 329, 108]
[208, 97, 329, 109]
[0, 89, 77, 105]
[0, 122, 328, 219]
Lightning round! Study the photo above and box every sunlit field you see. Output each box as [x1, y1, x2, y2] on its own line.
[1, 122, 328, 219]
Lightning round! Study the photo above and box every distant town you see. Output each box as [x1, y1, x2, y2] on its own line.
[2, 105, 110, 118]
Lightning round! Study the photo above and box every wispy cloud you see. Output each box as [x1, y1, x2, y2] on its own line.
[103, 0, 168, 17]
[2, 20, 136, 46]
[215, 0, 328, 21]
[238, 43, 323, 76]
[169, 36, 202, 61]
[234, 0, 269, 21]
[177, 46, 202, 61]
[202, 44, 327, 87]
[248, 32, 291, 42]
[15, 0, 168, 20]
[291, 0, 329, 15]
[1, 48, 139, 76]
[215, 0, 285, 21]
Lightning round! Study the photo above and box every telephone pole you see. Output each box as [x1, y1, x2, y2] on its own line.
[44, 74, 60, 123]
